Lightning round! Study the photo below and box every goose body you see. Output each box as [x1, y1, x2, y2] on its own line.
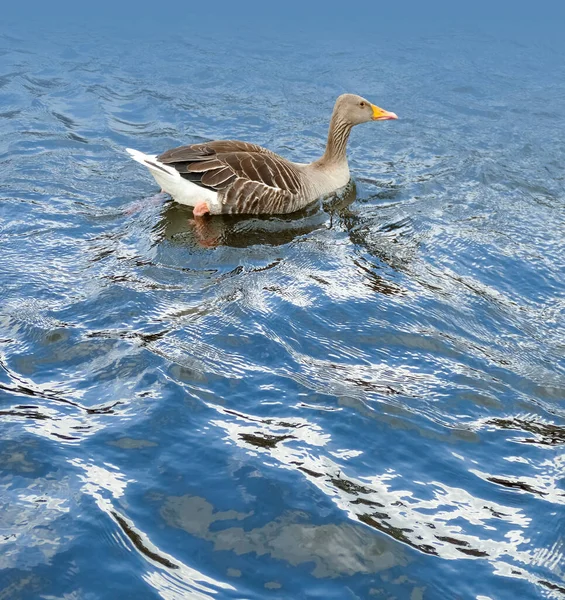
[127, 94, 397, 216]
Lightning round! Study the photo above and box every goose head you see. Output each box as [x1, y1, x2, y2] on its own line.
[334, 93, 398, 126]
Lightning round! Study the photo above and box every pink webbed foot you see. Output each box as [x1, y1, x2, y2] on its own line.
[193, 201, 210, 217]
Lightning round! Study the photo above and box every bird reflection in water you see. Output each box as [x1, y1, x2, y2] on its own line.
[158, 181, 358, 248]
[151, 179, 409, 299]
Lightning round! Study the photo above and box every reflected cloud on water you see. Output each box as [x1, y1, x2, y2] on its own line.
[161, 495, 408, 579]
[203, 403, 565, 593]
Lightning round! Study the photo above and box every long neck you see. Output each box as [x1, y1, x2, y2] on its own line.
[319, 111, 352, 165]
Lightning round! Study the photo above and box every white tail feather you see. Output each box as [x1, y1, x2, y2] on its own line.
[126, 147, 219, 209]
[126, 148, 180, 178]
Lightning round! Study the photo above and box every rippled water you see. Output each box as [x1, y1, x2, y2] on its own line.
[1, 17, 564, 600]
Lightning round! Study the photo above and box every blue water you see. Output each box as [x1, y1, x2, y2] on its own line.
[1, 10, 564, 600]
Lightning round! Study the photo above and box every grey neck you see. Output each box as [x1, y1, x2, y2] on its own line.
[318, 112, 353, 166]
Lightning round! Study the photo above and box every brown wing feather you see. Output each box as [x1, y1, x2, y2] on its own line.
[221, 178, 299, 215]
[158, 140, 270, 163]
[184, 159, 226, 172]
[200, 167, 237, 188]
[214, 152, 301, 194]
[156, 140, 302, 194]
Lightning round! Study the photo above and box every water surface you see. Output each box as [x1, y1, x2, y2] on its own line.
[1, 17, 564, 600]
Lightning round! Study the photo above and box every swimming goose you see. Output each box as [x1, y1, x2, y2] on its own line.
[127, 94, 397, 216]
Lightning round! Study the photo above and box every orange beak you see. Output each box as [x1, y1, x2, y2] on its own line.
[371, 104, 398, 121]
